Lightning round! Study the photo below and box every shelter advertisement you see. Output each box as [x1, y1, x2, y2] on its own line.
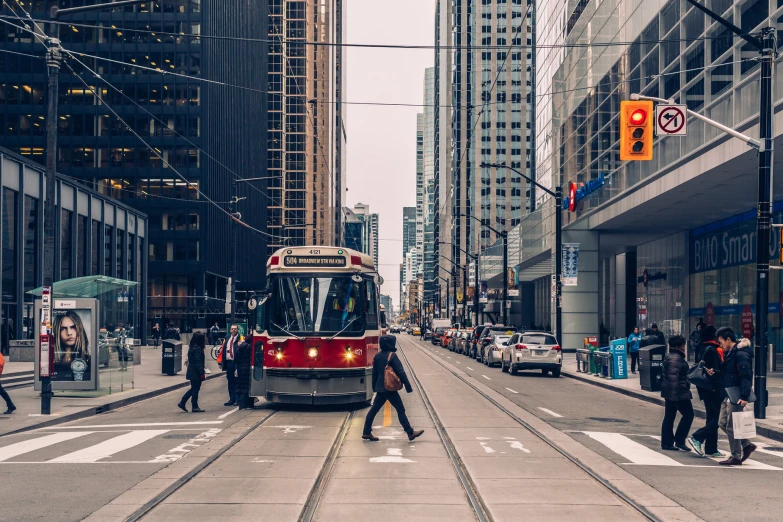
[562, 243, 580, 286]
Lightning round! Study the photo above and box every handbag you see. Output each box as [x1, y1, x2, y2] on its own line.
[687, 362, 713, 390]
[732, 410, 757, 439]
[384, 352, 403, 392]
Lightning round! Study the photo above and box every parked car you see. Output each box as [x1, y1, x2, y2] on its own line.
[481, 334, 512, 366]
[412, 326, 422, 336]
[390, 324, 401, 333]
[449, 331, 463, 352]
[501, 331, 562, 377]
[476, 325, 517, 361]
[424, 329, 432, 340]
[432, 327, 445, 345]
[443, 329, 456, 349]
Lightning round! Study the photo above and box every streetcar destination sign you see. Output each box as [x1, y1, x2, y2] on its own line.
[284, 255, 348, 267]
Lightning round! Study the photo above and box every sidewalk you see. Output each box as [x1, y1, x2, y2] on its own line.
[0, 345, 223, 437]
[561, 354, 783, 442]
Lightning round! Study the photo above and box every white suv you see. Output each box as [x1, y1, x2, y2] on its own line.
[501, 331, 562, 377]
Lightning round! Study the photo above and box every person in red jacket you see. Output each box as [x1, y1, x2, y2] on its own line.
[0, 352, 17, 414]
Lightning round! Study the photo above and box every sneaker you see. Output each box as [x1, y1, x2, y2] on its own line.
[719, 456, 742, 466]
[408, 430, 425, 441]
[661, 445, 680, 451]
[686, 437, 704, 456]
[177, 402, 188, 413]
[742, 443, 757, 462]
[709, 452, 724, 458]
[191, 407, 205, 413]
[362, 433, 379, 442]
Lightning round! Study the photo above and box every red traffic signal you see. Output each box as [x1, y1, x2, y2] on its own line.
[630, 109, 647, 125]
[620, 100, 653, 161]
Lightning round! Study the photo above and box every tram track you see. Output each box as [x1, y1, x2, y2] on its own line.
[401, 337, 662, 522]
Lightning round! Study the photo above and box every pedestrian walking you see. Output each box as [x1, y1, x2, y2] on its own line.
[220, 324, 241, 406]
[627, 326, 642, 374]
[650, 323, 666, 346]
[689, 322, 703, 361]
[152, 324, 161, 349]
[164, 323, 180, 341]
[687, 325, 724, 457]
[0, 351, 16, 414]
[660, 335, 694, 451]
[235, 331, 253, 409]
[178, 332, 206, 413]
[715, 327, 757, 466]
[210, 322, 220, 346]
[362, 335, 424, 442]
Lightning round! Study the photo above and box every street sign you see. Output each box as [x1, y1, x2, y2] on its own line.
[655, 104, 687, 136]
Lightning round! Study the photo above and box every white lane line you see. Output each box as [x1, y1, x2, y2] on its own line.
[482, 375, 491, 380]
[42, 421, 223, 429]
[0, 432, 94, 462]
[49, 430, 170, 463]
[447, 356, 452, 359]
[505, 388, 519, 394]
[583, 432, 683, 466]
[218, 407, 239, 420]
[538, 407, 563, 418]
[455, 361, 461, 365]
[466, 366, 474, 371]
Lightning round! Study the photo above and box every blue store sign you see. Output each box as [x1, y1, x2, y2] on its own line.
[690, 202, 783, 274]
[564, 173, 605, 210]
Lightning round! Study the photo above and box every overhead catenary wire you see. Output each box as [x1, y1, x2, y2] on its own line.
[0, 15, 761, 51]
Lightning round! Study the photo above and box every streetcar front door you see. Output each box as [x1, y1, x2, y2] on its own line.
[251, 338, 266, 398]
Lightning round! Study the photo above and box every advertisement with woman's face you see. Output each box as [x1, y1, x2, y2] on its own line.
[52, 309, 93, 382]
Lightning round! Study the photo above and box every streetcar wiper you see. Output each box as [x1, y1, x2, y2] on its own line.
[271, 322, 305, 341]
[327, 317, 360, 341]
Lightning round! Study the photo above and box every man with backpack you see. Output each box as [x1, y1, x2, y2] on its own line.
[362, 335, 424, 442]
[0, 351, 17, 414]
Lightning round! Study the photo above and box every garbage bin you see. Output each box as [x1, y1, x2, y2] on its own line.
[598, 347, 611, 377]
[161, 339, 183, 376]
[639, 344, 666, 391]
[589, 345, 600, 374]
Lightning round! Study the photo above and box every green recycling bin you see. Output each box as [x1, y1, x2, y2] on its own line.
[588, 345, 599, 374]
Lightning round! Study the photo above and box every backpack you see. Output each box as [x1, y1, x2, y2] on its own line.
[384, 352, 403, 392]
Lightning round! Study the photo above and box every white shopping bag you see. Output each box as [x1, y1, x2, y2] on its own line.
[732, 410, 757, 439]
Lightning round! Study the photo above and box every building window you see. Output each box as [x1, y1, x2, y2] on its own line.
[77, 215, 88, 277]
[23, 196, 38, 294]
[91, 220, 101, 275]
[60, 208, 72, 280]
[105, 225, 113, 277]
[117, 230, 125, 279]
[2, 189, 17, 302]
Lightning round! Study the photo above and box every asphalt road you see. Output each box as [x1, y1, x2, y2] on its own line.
[405, 334, 783, 522]
[0, 375, 250, 522]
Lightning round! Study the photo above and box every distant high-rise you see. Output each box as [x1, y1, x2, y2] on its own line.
[402, 207, 417, 258]
[350, 203, 379, 267]
[422, 68, 436, 310]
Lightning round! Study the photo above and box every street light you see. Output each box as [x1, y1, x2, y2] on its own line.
[456, 213, 509, 326]
[42, 0, 152, 415]
[438, 240, 478, 326]
[481, 162, 563, 342]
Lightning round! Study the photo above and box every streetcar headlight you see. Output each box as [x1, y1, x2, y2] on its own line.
[275, 349, 283, 360]
[308, 348, 319, 358]
[345, 347, 353, 360]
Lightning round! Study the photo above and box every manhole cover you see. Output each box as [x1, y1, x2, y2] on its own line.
[588, 417, 629, 423]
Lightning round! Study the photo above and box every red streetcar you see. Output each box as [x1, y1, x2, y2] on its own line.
[249, 246, 387, 405]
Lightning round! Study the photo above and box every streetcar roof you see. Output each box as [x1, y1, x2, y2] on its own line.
[267, 246, 376, 274]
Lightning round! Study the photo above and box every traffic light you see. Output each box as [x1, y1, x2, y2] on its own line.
[620, 100, 654, 161]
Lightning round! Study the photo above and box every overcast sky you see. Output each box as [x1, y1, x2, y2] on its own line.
[345, 0, 435, 312]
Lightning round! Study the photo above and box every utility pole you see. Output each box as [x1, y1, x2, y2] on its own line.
[41, 0, 150, 416]
[229, 179, 238, 325]
[501, 231, 508, 325]
[462, 266, 468, 326]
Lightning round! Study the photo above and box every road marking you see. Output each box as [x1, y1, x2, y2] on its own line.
[49, 430, 170, 463]
[456, 361, 461, 364]
[272, 425, 313, 434]
[506, 439, 531, 453]
[447, 356, 452, 359]
[538, 407, 563, 418]
[150, 428, 221, 463]
[0, 432, 93, 462]
[505, 388, 519, 394]
[583, 432, 683, 466]
[482, 375, 491, 380]
[383, 402, 392, 427]
[218, 407, 238, 420]
[479, 442, 495, 454]
[370, 447, 416, 463]
[466, 366, 474, 371]
[42, 421, 223, 429]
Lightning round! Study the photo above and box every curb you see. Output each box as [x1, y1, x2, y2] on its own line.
[0, 372, 224, 437]
[562, 369, 783, 443]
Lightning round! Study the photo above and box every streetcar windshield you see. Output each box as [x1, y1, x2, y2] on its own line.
[268, 275, 372, 336]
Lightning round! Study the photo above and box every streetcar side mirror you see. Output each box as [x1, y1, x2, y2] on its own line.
[380, 310, 388, 329]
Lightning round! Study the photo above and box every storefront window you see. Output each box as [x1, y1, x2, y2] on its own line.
[3, 189, 17, 302]
[636, 232, 687, 341]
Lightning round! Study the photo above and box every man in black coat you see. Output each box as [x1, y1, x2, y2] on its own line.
[178, 332, 206, 413]
[659, 335, 694, 451]
[716, 327, 756, 466]
[650, 323, 666, 347]
[234, 332, 253, 410]
[362, 335, 424, 442]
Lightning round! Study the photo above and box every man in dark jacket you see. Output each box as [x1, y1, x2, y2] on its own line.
[659, 335, 694, 451]
[362, 335, 424, 442]
[178, 332, 206, 413]
[234, 332, 253, 410]
[716, 327, 756, 466]
[687, 325, 723, 457]
[650, 323, 666, 347]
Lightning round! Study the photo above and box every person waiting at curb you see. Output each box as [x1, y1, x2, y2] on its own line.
[627, 326, 642, 374]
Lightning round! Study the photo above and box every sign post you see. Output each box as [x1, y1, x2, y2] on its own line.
[40, 286, 53, 414]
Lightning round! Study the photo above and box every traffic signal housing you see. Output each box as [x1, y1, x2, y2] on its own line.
[620, 100, 654, 161]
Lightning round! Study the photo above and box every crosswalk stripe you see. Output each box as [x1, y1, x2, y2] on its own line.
[583, 431, 684, 466]
[48, 430, 170, 463]
[0, 432, 94, 462]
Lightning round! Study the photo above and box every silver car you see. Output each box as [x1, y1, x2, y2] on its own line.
[501, 331, 562, 377]
[482, 334, 510, 367]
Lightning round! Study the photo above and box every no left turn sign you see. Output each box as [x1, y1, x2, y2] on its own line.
[655, 104, 687, 136]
